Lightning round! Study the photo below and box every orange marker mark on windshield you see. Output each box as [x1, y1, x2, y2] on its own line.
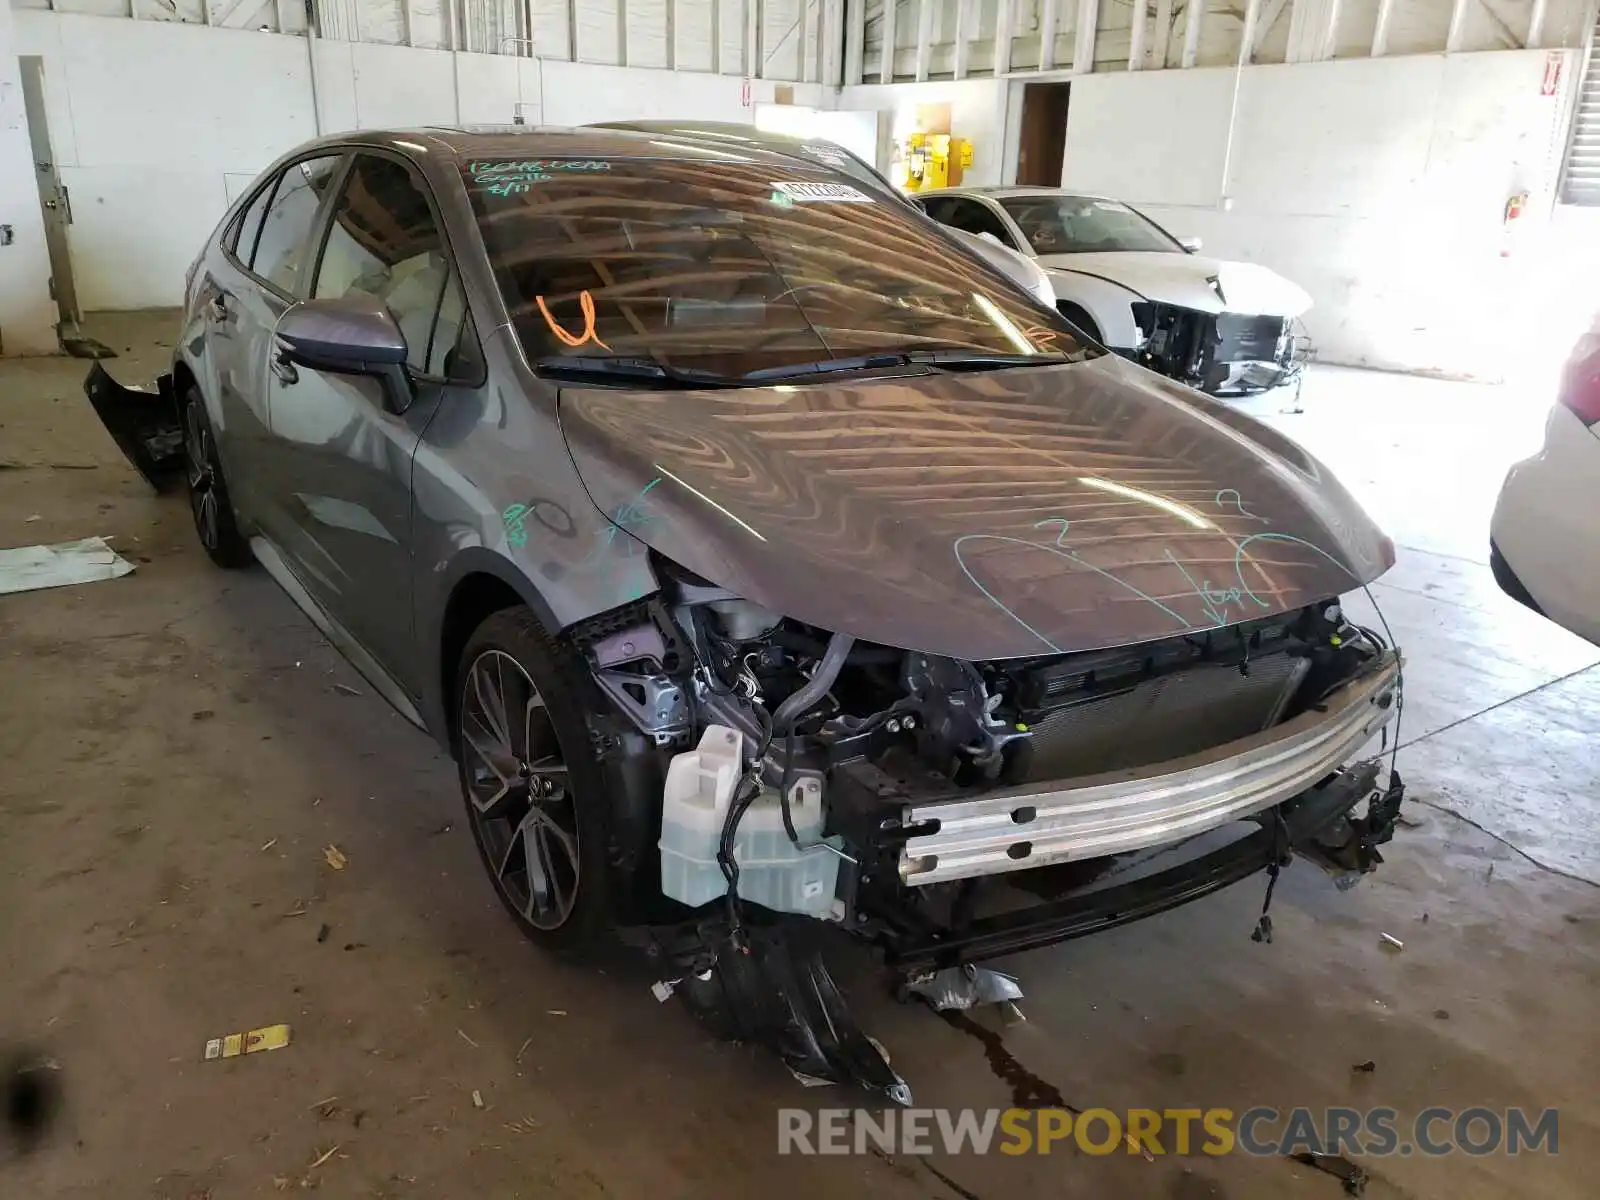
[536, 291, 609, 350]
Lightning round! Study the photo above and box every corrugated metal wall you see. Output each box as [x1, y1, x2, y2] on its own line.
[1561, 6, 1600, 202]
[10, 0, 1595, 81]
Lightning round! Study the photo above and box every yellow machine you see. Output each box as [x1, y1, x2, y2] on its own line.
[896, 132, 974, 192]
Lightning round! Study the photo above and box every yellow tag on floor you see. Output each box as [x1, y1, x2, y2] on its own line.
[204, 1024, 291, 1060]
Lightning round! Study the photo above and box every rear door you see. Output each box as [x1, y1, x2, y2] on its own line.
[204, 153, 347, 525]
[262, 151, 475, 689]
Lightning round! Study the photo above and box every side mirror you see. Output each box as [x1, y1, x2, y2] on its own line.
[1178, 236, 1203, 253]
[274, 296, 414, 411]
[976, 231, 1002, 246]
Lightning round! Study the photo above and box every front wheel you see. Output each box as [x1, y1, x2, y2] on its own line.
[454, 608, 624, 956]
[180, 387, 251, 568]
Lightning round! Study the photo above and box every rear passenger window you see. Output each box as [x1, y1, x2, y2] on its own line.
[228, 178, 277, 262]
[251, 155, 342, 296]
[312, 153, 462, 377]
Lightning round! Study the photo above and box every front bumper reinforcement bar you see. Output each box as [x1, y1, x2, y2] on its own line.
[899, 655, 1400, 886]
[884, 758, 1393, 971]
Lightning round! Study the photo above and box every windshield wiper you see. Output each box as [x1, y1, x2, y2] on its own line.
[906, 350, 1076, 371]
[739, 353, 914, 383]
[741, 350, 1077, 385]
[535, 355, 737, 389]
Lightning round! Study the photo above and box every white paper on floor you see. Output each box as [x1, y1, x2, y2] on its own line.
[0, 536, 134, 596]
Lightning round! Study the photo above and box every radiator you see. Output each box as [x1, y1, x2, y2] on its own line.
[1020, 653, 1310, 782]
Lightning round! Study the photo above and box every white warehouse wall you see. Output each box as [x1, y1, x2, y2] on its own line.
[11, 10, 822, 311]
[14, 15, 317, 312]
[0, 0, 58, 354]
[1059, 50, 1580, 378]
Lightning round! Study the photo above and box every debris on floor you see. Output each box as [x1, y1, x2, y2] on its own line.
[0, 536, 133, 596]
[322, 844, 347, 871]
[901, 963, 1023, 1012]
[471, 1089, 485, 1109]
[203, 1023, 291, 1061]
[663, 922, 913, 1105]
[307, 1143, 341, 1170]
[59, 331, 117, 360]
[332, 683, 362, 697]
[1289, 1150, 1368, 1196]
[1379, 933, 1404, 952]
[1351, 1059, 1376, 1073]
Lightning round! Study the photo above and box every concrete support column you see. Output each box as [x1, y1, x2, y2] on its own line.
[0, 4, 57, 356]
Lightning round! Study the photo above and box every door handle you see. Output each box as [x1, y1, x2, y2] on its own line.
[208, 294, 230, 322]
[271, 353, 299, 386]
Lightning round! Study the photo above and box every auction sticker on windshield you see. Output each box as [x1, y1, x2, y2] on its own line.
[770, 181, 872, 203]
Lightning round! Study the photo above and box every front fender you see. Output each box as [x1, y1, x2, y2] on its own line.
[415, 546, 576, 742]
[1044, 270, 1145, 349]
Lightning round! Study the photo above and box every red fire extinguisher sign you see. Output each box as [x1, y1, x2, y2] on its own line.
[1542, 52, 1562, 97]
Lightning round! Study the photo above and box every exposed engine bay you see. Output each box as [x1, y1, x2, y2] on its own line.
[573, 552, 1404, 1094]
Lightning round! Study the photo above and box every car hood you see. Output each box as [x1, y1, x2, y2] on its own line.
[558, 353, 1390, 660]
[1039, 252, 1312, 318]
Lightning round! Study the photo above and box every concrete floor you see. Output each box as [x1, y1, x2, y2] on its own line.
[2, 313, 1597, 1199]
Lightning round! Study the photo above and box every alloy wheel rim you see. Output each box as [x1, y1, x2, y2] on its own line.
[184, 401, 220, 550]
[460, 649, 579, 930]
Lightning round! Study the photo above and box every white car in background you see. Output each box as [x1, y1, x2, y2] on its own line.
[1491, 323, 1600, 645]
[914, 186, 1313, 395]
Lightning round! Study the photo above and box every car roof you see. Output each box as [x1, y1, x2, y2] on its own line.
[918, 185, 1116, 202]
[287, 124, 825, 166]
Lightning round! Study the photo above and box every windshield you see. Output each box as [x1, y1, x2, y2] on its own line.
[998, 195, 1181, 256]
[463, 156, 1095, 379]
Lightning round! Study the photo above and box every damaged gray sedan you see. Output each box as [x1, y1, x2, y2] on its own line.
[87, 126, 1406, 1103]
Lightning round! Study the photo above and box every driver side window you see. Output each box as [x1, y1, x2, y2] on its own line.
[312, 153, 467, 379]
[943, 199, 1016, 248]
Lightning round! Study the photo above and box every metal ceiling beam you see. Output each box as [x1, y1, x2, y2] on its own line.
[1239, 0, 1262, 64]
[953, 0, 971, 79]
[881, 0, 899, 82]
[915, 0, 934, 80]
[1182, 0, 1204, 67]
[1445, 0, 1470, 51]
[1151, 0, 1173, 67]
[1251, 0, 1289, 56]
[1072, 0, 1096, 72]
[1371, 0, 1393, 56]
[1039, 0, 1059, 70]
[1527, 0, 1548, 46]
[846, 0, 866, 83]
[994, 0, 1015, 76]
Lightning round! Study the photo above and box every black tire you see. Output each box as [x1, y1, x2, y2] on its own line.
[1056, 302, 1103, 346]
[454, 607, 622, 956]
[180, 386, 252, 568]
